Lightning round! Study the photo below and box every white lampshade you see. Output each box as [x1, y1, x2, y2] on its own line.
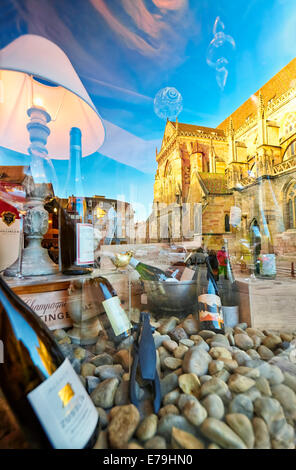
[0, 34, 105, 158]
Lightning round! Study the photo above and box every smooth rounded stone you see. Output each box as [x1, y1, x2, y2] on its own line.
[228, 374, 255, 393]
[163, 389, 181, 406]
[162, 339, 178, 353]
[252, 363, 284, 385]
[90, 378, 119, 408]
[81, 362, 96, 377]
[95, 335, 108, 354]
[90, 353, 114, 367]
[243, 386, 262, 402]
[246, 349, 261, 360]
[189, 336, 210, 352]
[96, 407, 108, 429]
[271, 422, 295, 449]
[108, 404, 140, 449]
[136, 414, 158, 442]
[283, 372, 296, 393]
[279, 341, 291, 350]
[114, 379, 143, 406]
[234, 333, 253, 351]
[200, 375, 212, 384]
[235, 366, 260, 379]
[200, 377, 229, 398]
[252, 417, 271, 449]
[157, 414, 197, 442]
[177, 394, 198, 411]
[117, 335, 134, 350]
[158, 346, 171, 368]
[180, 339, 194, 348]
[158, 317, 179, 335]
[169, 326, 188, 342]
[226, 413, 254, 449]
[271, 384, 296, 420]
[182, 318, 199, 336]
[211, 334, 230, 347]
[144, 435, 167, 449]
[254, 397, 286, 434]
[58, 335, 72, 345]
[95, 364, 124, 380]
[164, 357, 183, 370]
[209, 347, 232, 361]
[229, 394, 253, 420]
[171, 427, 205, 449]
[154, 334, 171, 349]
[233, 350, 251, 366]
[200, 417, 247, 449]
[198, 330, 216, 340]
[159, 404, 180, 418]
[208, 360, 224, 375]
[79, 375, 86, 387]
[182, 347, 212, 376]
[71, 358, 81, 374]
[208, 443, 221, 449]
[160, 372, 179, 397]
[255, 377, 271, 396]
[237, 323, 248, 330]
[213, 370, 230, 383]
[226, 332, 235, 346]
[73, 346, 87, 362]
[173, 345, 189, 359]
[258, 345, 274, 361]
[246, 327, 265, 338]
[113, 350, 130, 371]
[183, 400, 207, 426]
[93, 430, 108, 449]
[249, 335, 261, 349]
[178, 373, 201, 397]
[280, 332, 293, 342]
[86, 376, 101, 394]
[262, 334, 282, 351]
[221, 359, 238, 373]
[127, 441, 144, 450]
[201, 394, 224, 420]
[53, 328, 68, 341]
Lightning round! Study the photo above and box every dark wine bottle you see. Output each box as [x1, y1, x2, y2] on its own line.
[59, 127, 94, 275]
[95, 276, 132, 341]
[128, 256, 176, 282]
[0, 276, 98, 449]
[197, 256, 225, 333]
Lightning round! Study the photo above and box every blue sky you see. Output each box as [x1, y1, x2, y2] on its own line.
[1, 0, 296, 219]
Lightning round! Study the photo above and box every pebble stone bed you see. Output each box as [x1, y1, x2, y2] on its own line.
[1, 313, 296, 449]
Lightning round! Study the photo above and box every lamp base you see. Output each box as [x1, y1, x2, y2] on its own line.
[4, 244, 58, 277]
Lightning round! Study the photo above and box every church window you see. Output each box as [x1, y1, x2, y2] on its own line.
[283, 140, 296, 160]
[286, 182, 296, 228]
[283, 113, 296, 138]
[225, 214, 230, 232]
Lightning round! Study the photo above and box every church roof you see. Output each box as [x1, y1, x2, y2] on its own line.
[217, 57, 296, 132]
[198, 172, 230, 195]
[170, 121, 225, 136]
[0, 165, 29, 183]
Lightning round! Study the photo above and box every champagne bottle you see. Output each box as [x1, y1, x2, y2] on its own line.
[59, 127, 94, 275]
[0, 276, 98, 449]
[197, 256, 225, 333]
[95, 276, 132, 340]
[128, 256, 177, 282]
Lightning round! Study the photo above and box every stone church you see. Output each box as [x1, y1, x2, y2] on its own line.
[152, 57, 296, 259]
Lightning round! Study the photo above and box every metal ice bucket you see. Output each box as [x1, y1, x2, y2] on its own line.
[142, 279, 198, 319]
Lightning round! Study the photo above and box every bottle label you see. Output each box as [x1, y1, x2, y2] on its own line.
[27, 358, 98, 449]
[76, 223, 94, 265]
[102, 296, 132, 336]
[198, 293, 224, 329]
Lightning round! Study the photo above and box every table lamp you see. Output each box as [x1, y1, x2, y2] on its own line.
[0, 34, 105, 276]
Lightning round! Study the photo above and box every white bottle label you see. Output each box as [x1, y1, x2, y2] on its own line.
[76, 223, 94, 265]
[27, 358, 98, 449]
[102, 296, 132, 336]
[198, 293, 224, 327]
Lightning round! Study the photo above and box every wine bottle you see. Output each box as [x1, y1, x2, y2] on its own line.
[197, 256, 225, 333]
[0, 276, 99, 449]
[128, 256, 177, 282]
[220, 241, 239, 327]
[95, 276, 132, 340]
[59, 127, 94, 275]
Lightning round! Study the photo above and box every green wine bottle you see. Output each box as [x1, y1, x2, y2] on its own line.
[129, 257, 171, 281]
